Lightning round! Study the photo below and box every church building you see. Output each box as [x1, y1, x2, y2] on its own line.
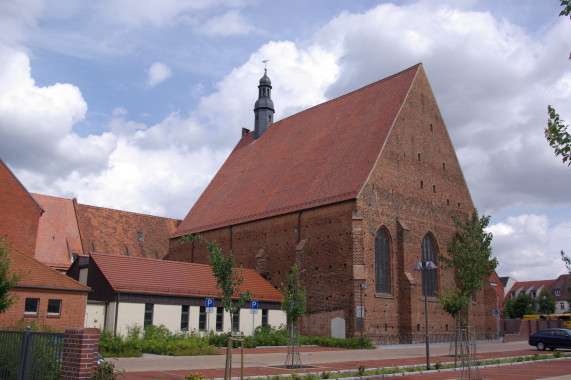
[167, 64, 497, 338]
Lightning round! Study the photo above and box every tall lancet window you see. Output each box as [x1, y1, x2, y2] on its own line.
[421, 234, 438, 297]
[375, 228, 391, 294]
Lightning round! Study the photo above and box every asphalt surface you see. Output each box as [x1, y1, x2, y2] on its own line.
[109, 340, 571, 379]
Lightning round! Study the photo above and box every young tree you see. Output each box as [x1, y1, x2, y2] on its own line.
[279, 263, 306, 368]
[546, 106, 571, 167]
[179, 233, 252, 328]
[502, 293, 536, 319]
[545, 1, 571, 166]
[279, 264, 307, 325]
[537, 288, 556, 315]
[438, 209, 498, 325]
[0, 237, 20, 313]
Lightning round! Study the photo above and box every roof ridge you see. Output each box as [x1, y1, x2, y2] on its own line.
[76, 203, 180, 221]
[271, 63, 422, 127]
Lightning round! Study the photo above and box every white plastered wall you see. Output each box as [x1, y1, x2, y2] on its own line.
[116, 303, 145, 335]
[85, 303, 105, 330]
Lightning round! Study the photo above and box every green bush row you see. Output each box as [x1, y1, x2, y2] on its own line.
[100, 324, 373, 357]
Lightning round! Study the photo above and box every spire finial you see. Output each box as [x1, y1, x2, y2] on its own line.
[263, 60, 269, 72]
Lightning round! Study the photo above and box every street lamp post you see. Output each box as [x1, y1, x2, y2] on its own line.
[360, 283, 368, 349]
[413, 260, 437, 370]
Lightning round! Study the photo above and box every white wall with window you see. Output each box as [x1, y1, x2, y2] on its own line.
[97, 302, 286, 336]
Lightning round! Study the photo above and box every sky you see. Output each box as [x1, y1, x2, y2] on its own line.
[0, 0, 570, 282]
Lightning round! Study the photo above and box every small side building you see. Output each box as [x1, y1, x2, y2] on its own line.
[0, 248, 89, 332]
[68, 253, 285, 335]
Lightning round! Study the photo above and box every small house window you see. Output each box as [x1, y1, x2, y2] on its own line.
[181, 305, 190, 331]
[47, 299, 61, 315]
[232, 312, 240, 332]
[144, 304, 154, 328]
[442, 163, 446, 170]
[531, 291, 537, 298]
[430, 124, 433, 132]
[420, 181, 424, 189]
[433, 185, 436, 193]
[25, 298, 39, 314]
[555, 289, 561, 296]
[262, 309, 268, 327]
[418, 153, 421, 161]
[216, 307, 223, 331]
[447, 199, 450, 206]
[138, 232, 144, 241]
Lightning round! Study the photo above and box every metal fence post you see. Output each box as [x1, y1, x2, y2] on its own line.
[17, 326, 32, 380]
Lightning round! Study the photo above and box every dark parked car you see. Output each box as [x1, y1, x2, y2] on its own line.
[529, 328, 571, 350]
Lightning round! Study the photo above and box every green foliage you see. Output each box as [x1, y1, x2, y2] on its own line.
[560, 0, 571, 18]
[280, 264, 307, 324]
[91, 360, 125, 380]
[0, 237, 21, 314]
[357, 365, 366, 376]
[179, 233, 251, 328]
[537, 288, 556, 314]
[546, 106, 571, 166]
[99, 325, 218, 357]
[502, 293, 536, 319]
[436, 284, 470, 320]
[438, 209, 497, 323]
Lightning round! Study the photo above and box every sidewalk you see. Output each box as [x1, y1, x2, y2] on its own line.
[112, 341, 571, 379]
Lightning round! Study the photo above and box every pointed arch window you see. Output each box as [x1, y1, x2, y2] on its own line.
[421, 234, 437, 297]
[375, 228, 391, 294]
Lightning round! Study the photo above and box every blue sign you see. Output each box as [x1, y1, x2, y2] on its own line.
[493, 309, 499, 317]
[251, 300, 258, 310]
[206, 298, 214, 308]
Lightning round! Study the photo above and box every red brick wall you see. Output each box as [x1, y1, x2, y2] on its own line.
[61, 327, 100, 379]
[169, 202, 355, 336]
[355, 66, 494, 337]
[0, 161, 42, 256]
[0, 288, 87, 332]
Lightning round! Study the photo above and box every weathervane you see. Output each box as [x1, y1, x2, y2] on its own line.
[263, 60, 269, 72]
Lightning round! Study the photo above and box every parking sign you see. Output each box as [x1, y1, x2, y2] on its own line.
[251, 300, 258, 309]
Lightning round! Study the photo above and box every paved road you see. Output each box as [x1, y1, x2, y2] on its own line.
[109, 340, 571, 379]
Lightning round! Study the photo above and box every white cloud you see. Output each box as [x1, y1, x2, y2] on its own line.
[198, 10, 253, 36]
[146, 62, 173, 88]
[488, 214, 568, 280]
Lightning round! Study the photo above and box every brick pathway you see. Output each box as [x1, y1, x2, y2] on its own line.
[120, 345, 571, 379]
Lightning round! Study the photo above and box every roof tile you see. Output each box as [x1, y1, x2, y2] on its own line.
[90, 253, 282, 302]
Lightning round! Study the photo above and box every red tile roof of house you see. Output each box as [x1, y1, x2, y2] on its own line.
[7, 245, 89, 291]
[174, 64, 421, 236]
[76, 203, 180, 259]
[509, 280, 555, 297]
[90, 253, 282, 302]
[32, 194, 83, 271]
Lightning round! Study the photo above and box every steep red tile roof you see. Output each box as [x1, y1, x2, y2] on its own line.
[7, 245, 89, 291]
[175, 64, 421, 236]
[76, 203, 180, 259]
[90, 253, 282, 302]
[32, 194, 82, 271]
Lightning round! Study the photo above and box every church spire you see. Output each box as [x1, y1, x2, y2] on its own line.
[254, 63, 274, 139]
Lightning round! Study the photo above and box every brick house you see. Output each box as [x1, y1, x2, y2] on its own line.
[67, 253, 285, 335]
[0, 158, 89, 331]
[167, 64, 498, 337]
[551, 274, 570, 313]
[0, 248, 89, 331]
[32, 193, 180, 272]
